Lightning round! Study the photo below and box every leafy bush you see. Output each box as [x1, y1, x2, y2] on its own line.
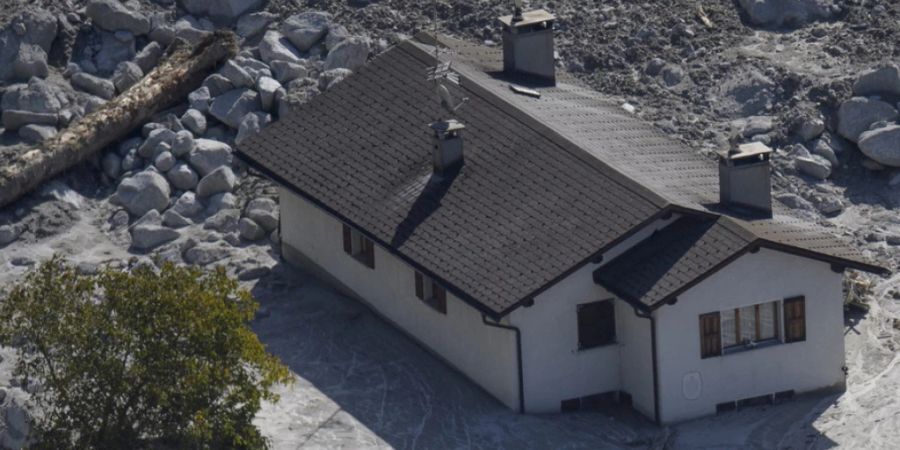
[0, 257, 292, 449]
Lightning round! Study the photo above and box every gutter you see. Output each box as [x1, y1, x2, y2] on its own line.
[482, 315, 525, 413]
[631, 304, 661, 425]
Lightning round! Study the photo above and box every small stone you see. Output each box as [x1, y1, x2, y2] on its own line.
[71, 72, 116, 99]
[138, 128, 176, 158]
[796, 154, 832, 180]
[162, 209, 191, 228]
[245, 197, 278, 232]
[102, 151, 123, 179]
[776, 193, 814, 211]
[235, 112, 271, 146]
[204, 209, 240, 233]
[115, 170, 171, 216]
[188, 86, 212, 113]
[112, 61, 143, 93]
[131, 224, 180, 250]
[17, 124, 57, 143]
[196, 167, 237, 197]
[208, 88, 262, 129]
[796, 117, 825, 141]
[171, 130, 195, 157]
[110, 209, 130, 228]
[259, 30, 304, 65]
[85, 0, 150, 35]
[206, 192, 238, 214]
[324, 36, 370, 71]
[181, 109, 208, 136]
[220, 60, 254, 88]
[172, 191, 204, 217]
[236, 11, 277, 37]
[167, 163, 199, 191]
[202, 74, 234, 97]
[257, 76, 281, 112]
[270, 60, 308, 84]
[281, 12, 332, 52]
[13, 43, 49, 80]
[189, 139, 233, 177]
[325, 24, 350, 51]
[134, 41, 163, 73]
[741, 116, 774, 138]
[239, 217, 266, 241]
[154, 151, 176, 172]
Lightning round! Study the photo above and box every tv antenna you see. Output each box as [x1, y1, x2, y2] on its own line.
[424, 1, 468, 118]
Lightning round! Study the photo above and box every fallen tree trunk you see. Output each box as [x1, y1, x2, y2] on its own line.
[0, 31, 238, 208]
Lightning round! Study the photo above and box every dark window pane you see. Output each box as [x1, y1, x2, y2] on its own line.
[578, 300, 616, 349]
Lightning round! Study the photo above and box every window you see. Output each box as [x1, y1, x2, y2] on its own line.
[577, 300, 616, 350]
[342, 224, 374, 268]
[414, 272, 446, 314]
[784, 296, 806, 343]
[699, 312, 722, 358]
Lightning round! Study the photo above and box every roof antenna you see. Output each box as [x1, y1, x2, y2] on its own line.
[512, 0, 524, 23]
[424, 1, 468, 119]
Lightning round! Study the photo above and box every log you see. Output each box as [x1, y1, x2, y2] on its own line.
[0, 31, 238, 208]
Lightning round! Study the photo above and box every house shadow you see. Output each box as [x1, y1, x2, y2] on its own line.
[389, 164, 460, 248]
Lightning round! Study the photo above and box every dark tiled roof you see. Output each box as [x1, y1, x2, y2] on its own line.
[239, 34, 886, 317]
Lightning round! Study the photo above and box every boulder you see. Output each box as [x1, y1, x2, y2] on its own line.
[220, 60, 254, 88]
[0, 9, 57, 83]
[112, 61, 143, 93]
[167, 163, 199, 191]
[836, 97, 899, 143]
[259, 30, 304, 65]
[115, 170, 171, 216]
[318, 68, 353, 92]
[256, 76, 281, 112]
[162, 209, 191, 228]
[858, 125, 900, 167]
[737, 0, 836, 28]
[154, 151, 176, 172]
[131, 224, 180, 250]
[13, 43, 49, 80]
[173, 16, 213, 45]
[853, 64, 900, 97]
[171, 130, 196, 157]
[189, 86, 213, 112]
[204, 208, 241, 232]
[208, 88, 261, 128]
[134, 41, 163, 73]
[796, 117, 825, 141]
[181, 109, 208, 136]
[270, 60, 308, 84]
[325, 24, 350, 51]
[71, 72, 116, 100]
[281, 12, 332, 52]
[189, 139, 233, 176]
[184, 243, 231, 265]
[86, 0, 150, 35]
[172, 191, 204, 217]
[2, 110, 57, 131]
[180, 0, 265, 24]
[796, 154, 832, 180]
[132, 209, 162, 228]
[94, 30, 136, 75]
[239, 217, 266, 241]
[138, 128, 176, 158]
[120, 148, 141, 172]
[245, 197, 278, 232]
[235, 111, 271, 146]
[18, 124, 57, 143]
[236, 11, 277, 37]
[324, 36, 370, 71]
[196, 166, 237, 197]
[206, 192, 238, 214]
[811, 139, 839, 167]
[741, 116, 774, 138]
[102, 151, 123, 179]
[776, 192, 814, 211]
[2, 77, 64, 115]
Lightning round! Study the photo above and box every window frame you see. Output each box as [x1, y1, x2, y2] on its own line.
[342, 223, 375, 269]
[700, 298, 795, 359]
[577, 299, 617, 351]
[414, 272, 447, 314]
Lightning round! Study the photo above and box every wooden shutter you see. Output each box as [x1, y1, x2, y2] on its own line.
[342, 224, 352, 254]
[414, 272, 424, 299]
[700, 312, 722, 358]
[784, 296, 806, 343]
[433, 283, 447, 314]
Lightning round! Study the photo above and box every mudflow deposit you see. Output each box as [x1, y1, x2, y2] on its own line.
[0, 0, 899, 448]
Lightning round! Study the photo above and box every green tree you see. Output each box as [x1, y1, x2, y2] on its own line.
[0, 257, 292, 449]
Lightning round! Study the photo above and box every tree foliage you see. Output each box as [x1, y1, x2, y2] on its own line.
[0, 257, 292, 449]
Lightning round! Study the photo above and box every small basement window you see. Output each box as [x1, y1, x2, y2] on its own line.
[415, 272, 446, 314]
[342, 224, 374, 269]
[577, 300, 616, 350]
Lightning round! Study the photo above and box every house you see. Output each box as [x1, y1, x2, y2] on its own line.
[238, 8, 887, 424]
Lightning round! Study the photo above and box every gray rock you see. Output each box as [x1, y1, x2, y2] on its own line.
[162, 209, 191, 228]
[259, 30, 303, 65]
[131, 224, 179, 250]
[2, 77, 64, 114]
[811, 139, 839, 167]
[132, 209, 162, 228]
[1, 110, 57, 130]
[149, 23, 175, 46]
[13, 43, 49, 80]
[173, 16, 213, 45]
[154, 151, 176, 172]
[86, 0, 150, 35]
[18, 124, 56, 143]
[71, 72, 116, 99]
[94, 30, 136, 75]
[220, 60, 254, 88]
[208, 88, 261, 128]
[796, 154, 832, 180]
[741, 116, 774, 138]
[206, 192, 238, 214]
[776, 192, 814, 211]
[796, 117, 825, 141]
[324, 36, 370, 71]
[318, 68, 353, 92]
[853, 64, 900, 97]
[172, 130, 195, 157]
[738, 0, 835, 28]
[239, 217, 266, 241]
[281, 12, 332, 52]
[325, 24, 350, 51]
[235, 111, 271, 146]
[0, 225, 19, 246]
[813, 196, 843, 215]
[181, 109, 208, 136]
[121, 148, 141, 172]
[837, 97, 899, 143]
[0, 9, 57, 83]
[270, 60, 308, 84]
[134, 41, 163, 73]
[858, 125, 900, 167]
[102, 151, 122, 179]
[196, 166, 236, 197]
[660, 64, 684, 87]
[184, 243, 231, 265]
[256, 76, 281, 112]
[180, 0, 265, 24]
[172, 191, 203, 217]
[245, 197, 278, 232]
[189, 86, 213, 113]
[204, 208, 240, 232]
[189, 139, 233, 176]
[237, 12, 277, 37]
[142, 122, 166, 138]
[115, 170, 171, 216]
[238, 265, 270, 280]
[167, 163, 199, 191]
[138, 128, 176, 158]
[112, 61, 143, 93]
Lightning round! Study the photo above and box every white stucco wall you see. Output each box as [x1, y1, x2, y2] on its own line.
[280, 188, 521, 410]
[654, 248, 846, 424]
[508, 214, 679, 413]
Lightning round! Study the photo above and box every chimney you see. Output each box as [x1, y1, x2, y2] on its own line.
[499, 9, 556, 84]
[430, 119, 465, 173]
[718, 142, 773, 216]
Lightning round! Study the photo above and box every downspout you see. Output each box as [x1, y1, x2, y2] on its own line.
[482, 314, 525, 413]
[633, 306, 661, 425]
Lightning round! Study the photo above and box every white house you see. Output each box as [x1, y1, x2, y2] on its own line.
[239, 8, 886, 424]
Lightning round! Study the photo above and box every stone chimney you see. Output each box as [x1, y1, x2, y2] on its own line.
[718, 142, 773, 215]
[430, 119, 465, 173]
[499, 9, 556, 84]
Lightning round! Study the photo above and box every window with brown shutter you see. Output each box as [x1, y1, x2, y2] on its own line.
[341, 223, 375, 269]
[700, 312, 722, 358]
[784, 296, 806, 343]
[414, 271, 446, 314]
